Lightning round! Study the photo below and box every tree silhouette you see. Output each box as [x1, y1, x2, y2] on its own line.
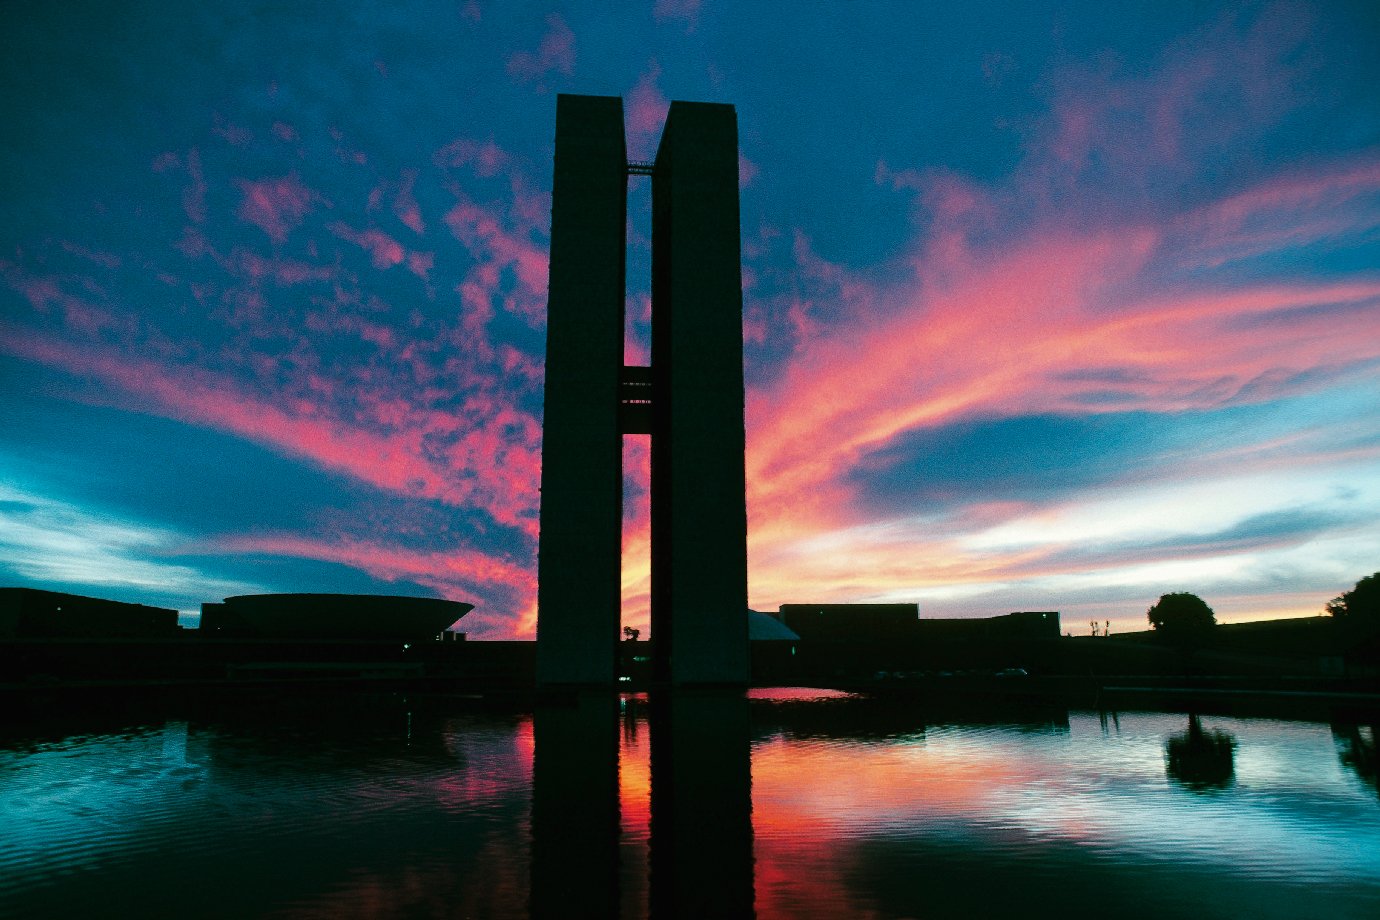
[1332, 722, 1378, 797]
[1166, 714, 1236, 791]
[1326, 572, 1380, 621]
[1147, 592, 1216, 639]
[1327, 573, 1380, 659]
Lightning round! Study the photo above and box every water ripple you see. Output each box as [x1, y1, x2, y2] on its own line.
[2, 703, 1378, 918]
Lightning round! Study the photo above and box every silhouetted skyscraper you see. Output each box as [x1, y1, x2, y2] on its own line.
[536, 95, 627, 687]
[537, 94, 749, 687]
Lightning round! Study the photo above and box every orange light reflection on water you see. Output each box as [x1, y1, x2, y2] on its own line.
[750, 731, 1047, 917]
[618, 695, 653, 918]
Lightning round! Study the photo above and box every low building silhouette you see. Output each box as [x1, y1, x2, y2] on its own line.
[0, 588, 483, 689]
[200, 593, 472, 641]
[769, 604, 1062, 680]
[777, 604, 1060, 643]
[0, 587, 179, 639]
[778, 603, 920, 643]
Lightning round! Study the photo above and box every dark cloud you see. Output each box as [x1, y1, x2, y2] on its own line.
[1027, 505, 1366, 577]
[846, 412, 1196, 512]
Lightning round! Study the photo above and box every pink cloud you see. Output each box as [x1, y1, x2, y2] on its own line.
[59, 241, 121, 269]
[626, 61, 669, 159]
[744, 201, 1380, 554]
[444, 196, 550, 323]
[654, 0, 700, 26]
[1, 263, 123, 338]
[1012, 5, 1316, 219]
[738, 151, 758, 188]
[2, 101, 573, 638]
[150, 150, 209, 223]
[183, 148, 207, 223]
[174, 225, 207, 259]
[1207, 161, 1380, 224]
[406, 251, 434, 280]
[393, 168, 425, 234]
[2, 334, 543, 539]
[624, 293, 652, 366]
[507, 182, 550, 234]
[1176, 158, 1380, 267]
[329, 222, 406, 269]
[213, 114, 252, 147]
[507, 13, 576, 84]
[236, 174, 325, 243]
[215, 533, 537, 638]
[621, 436, 653, 633]
[229, 249, 338, 286]
[434, 137, 510, 177]
[301, 308, 398, 352]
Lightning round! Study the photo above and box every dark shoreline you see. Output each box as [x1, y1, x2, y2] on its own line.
[6, 609, 1378, 722]
[4, 666, 1378, 726]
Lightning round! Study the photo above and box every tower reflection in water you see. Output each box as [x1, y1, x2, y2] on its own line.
[531, 693, 622, 918]
[531, 691, 754, 919]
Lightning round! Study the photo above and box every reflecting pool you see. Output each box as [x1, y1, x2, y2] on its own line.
[1, 690, 1377, 918]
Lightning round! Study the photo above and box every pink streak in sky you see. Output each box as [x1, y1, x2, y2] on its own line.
[2, 333, 542, 540]
[747, 229, 1380, 542]
[214, 533, 536, 637]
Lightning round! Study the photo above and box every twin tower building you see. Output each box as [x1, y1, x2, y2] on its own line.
[536, 94, 749, 687]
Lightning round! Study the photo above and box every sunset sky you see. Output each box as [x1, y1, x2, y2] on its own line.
[2, 1, 1378, 637]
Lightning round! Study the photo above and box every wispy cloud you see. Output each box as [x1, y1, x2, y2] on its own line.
[2, 119, 553, 633]
[0, 482, 261, 605]
[506, 13, 576, 85]
[213, 532, 535, 636]
[2, 333, 542, 539]
[236, 174, 328, 243]
[3, 0, 1377, 639]
[626, 61, 670, 160]
[737, 6, 1380, 625]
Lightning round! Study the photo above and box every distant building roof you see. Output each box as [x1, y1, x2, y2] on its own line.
[0, 587, 179, 639]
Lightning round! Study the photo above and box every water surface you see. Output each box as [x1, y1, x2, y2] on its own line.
[1, 690, 1376, 918]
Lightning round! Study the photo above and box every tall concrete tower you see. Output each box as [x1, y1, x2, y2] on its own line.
[537, 94, 748, 688]
[536, 96, 627, 687]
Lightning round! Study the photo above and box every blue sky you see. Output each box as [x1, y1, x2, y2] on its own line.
[2, 1, 1378, 636]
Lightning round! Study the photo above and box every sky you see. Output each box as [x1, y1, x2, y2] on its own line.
[2, 0, 1378, 638]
